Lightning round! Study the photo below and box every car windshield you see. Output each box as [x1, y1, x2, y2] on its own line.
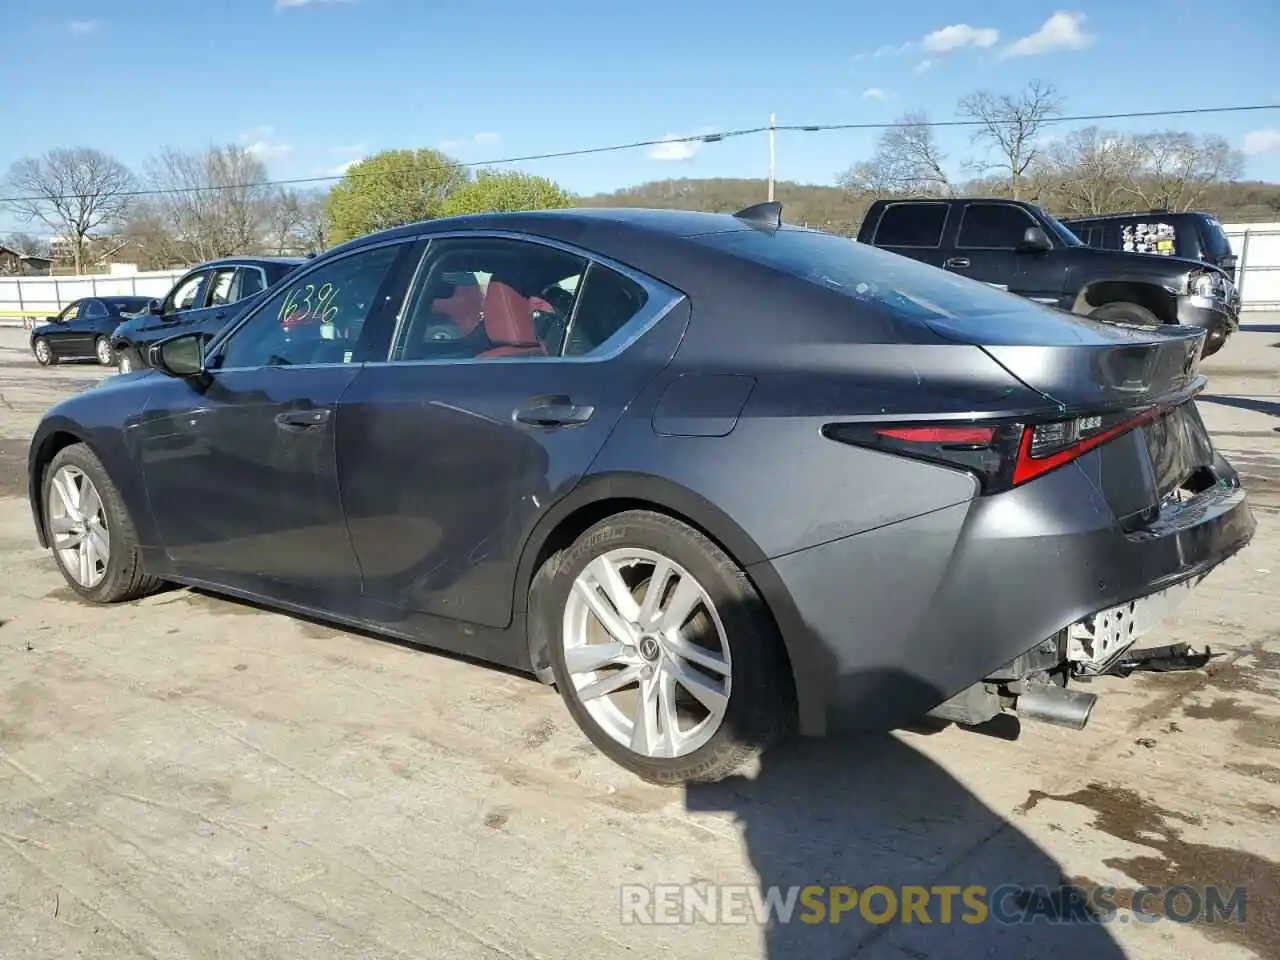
[1035, 207, 1085, 247]
[1199, 215, 1235, 261]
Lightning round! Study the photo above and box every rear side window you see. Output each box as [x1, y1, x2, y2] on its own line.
[236, 267, 266, 299]
[957, 203, 1038, 249]
[563, 264, 649, 357]
[873, 203, 948, 247]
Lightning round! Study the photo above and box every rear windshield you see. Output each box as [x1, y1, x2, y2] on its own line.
[694, 227, 1137, 345]
[1197, 215, 1234, 261]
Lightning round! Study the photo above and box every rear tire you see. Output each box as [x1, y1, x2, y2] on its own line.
[1089, 301, 1161, 326]
[542, 509, 796, 785]
[43, 444, 164, 604]
[33, 337, 56, 366]
[117, 349, 134, 374]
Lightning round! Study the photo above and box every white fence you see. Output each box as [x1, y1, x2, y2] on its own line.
[1223, 222, 1280, 311]
[0, 269, 187, 317]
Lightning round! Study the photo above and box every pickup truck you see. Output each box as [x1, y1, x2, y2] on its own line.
[855, 197, 1240, 357]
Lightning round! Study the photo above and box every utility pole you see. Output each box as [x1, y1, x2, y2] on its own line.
[767, 112, 776, 202]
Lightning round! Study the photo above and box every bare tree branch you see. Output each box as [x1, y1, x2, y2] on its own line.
[1121, 132, 1245, 211]
[2, 148, 134, 274]
[144, 144, 273, 261]
[958, 80, 1063, 200]
[838, 112, 952, 197]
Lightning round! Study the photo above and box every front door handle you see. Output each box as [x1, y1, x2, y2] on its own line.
[275, 408, 331, 430]
[514, 395, 594, 427]
[944, 257, 971, 269]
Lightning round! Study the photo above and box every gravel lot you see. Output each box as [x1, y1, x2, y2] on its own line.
[1, 319, 1278, 960]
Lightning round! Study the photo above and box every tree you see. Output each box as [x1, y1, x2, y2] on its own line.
[440, 170, 574, 217]
[145, 144, 275, 261]
[838, 112, 951, 197]
[324, 148, 468, 244]
[1, 232, 48, 257]
[1121, 132, 1244, 211]
[2, 147, 134, 274]
[958, 80, 1062, 200]
[1040, 126, 1141, 215]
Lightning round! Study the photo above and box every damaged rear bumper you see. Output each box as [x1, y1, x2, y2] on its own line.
[752, 455, 1256, 737]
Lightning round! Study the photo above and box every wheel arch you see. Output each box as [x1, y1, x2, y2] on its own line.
[1072, 280, 1178, 322]
[516, 472, 806, 714]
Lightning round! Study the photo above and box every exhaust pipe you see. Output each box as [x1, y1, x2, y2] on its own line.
[1015, 683, 1097, 730]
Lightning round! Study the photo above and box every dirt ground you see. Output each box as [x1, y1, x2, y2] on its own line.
[1, 319, 1278, 960]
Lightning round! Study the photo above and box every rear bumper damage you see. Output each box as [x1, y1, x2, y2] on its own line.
[754, 452, 1256, 737]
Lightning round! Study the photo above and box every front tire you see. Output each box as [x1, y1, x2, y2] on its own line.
[117, 348, 134, 374]
[1089, 301, 1161, 326]
[95, 336, 115, 366]
[543, 510, 795, 785]
[32, 337, 56, 366]
[43, 444, 164, 603]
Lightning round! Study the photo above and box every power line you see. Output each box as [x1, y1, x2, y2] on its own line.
[0, 102, 1276, 207]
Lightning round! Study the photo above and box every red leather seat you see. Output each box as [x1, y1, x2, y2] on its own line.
[478, 281, 545, 358]
[432, 284, 484, 334]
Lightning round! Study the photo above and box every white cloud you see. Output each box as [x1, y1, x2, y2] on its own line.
[861, 87, 892, 101]
[922, 24, 999, 53]
[67, 19, 98, 35]
[330, 142, 367, 155]
[1001, 12, 1095, 58]
[914, 59, 935, 74]
[277, 0, 353, 8]
[873, 42, 915, 58]
[1243, 129, 1280, 155]
[326, 158, 362, 176]
[440, 132, 502, 152]
[648, 134, 702, 162]
[239, 126, 293, 161]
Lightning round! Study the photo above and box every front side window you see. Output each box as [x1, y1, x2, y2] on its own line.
[217, 244, 406, 369]
[165, 272, 206, 313]
[957, 203, 1039, 249]
[59, 301, 82, 322]
[206, 268, 236, 306]
[391, 237, 587, 362]
[873, 203, 948, 247]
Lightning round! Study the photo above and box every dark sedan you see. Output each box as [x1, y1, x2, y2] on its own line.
[26, 204, 1255, 784]
[29, 297, 154, 367]
[110, 255, 305, 374]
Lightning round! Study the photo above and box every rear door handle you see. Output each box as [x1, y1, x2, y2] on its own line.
[275, 408, 331, 430]
[944, 257, 970, 269]
[514, 395, 594, 427]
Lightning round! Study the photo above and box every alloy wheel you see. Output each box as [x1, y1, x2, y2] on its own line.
[34, 339, 51, 364]
[97, 338, 114, 365]
[561, 548, 732, 759]
[48, 465, 110, 588]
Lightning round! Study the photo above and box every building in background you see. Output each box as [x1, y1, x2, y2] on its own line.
[0, 245, 53, 276]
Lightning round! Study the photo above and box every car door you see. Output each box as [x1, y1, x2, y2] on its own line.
[134, 240, 421, 603]
[865, 201, 950, 269]
[334, 234, 689, 630]
[48, 300, 93, 356]
[948, 201, 1064, 306]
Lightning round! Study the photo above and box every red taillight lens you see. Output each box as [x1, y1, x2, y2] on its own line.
[824, 407, 1162, 495]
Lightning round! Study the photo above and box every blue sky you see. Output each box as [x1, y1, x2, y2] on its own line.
[2, 0, 1279, 234]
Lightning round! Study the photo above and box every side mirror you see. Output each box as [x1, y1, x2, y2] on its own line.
[45, 315, 60, 324]
[152, 332, 206, 379]
[148, 299, 165, 315]
[1017, 227, 1052, 253]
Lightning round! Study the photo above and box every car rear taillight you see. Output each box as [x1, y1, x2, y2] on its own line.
[824, 406, 1161, 494]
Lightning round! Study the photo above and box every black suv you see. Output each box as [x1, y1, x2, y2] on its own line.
[1060, 210, 1239, 282]
[111, 256, 305, 374]
[856, 198, 1240, 357]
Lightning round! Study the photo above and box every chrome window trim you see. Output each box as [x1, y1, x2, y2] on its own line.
[205, 238, 420, 372]
[378, 229, 687, 368]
